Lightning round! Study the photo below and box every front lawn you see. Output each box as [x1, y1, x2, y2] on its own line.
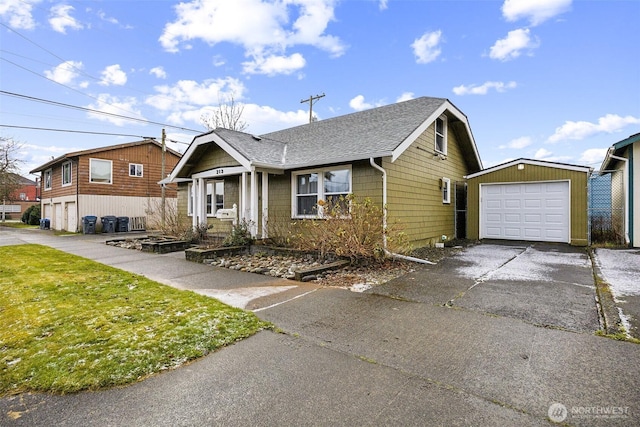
[0, 244, 270, 395]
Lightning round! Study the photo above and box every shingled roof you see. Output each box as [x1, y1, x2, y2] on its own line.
[169, 96, 482, 180]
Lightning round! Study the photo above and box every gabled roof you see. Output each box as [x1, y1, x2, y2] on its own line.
[168, 96, 483, 181]
[29, 139, 181, 174]
[465, 158, 592, 179]
[601, 132, 640, 171]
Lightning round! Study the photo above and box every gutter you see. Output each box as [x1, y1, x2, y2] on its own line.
[369, 158, 435, 265]
[606, 149, 630, 245]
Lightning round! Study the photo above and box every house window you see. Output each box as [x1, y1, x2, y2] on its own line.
[62, 161, 72, 186]
[90, 159, 112, 184]
[188, 181, 224, 216]
[442, 177, 451, 204]
[129, 163, 143, 177]
[435, 115, 447, 155]
[292, 167, 352, 218]
[206, 181, 224, 216]
[20, 193, 26, 201]
[44, 169, 52, 190]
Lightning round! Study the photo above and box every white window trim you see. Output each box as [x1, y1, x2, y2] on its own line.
[129, 163, 144, 177]
[89, 158, 113, 184]
[435, 115, 447, 155]
[187, 183, 194, 216]
[61, 161, 72, 187]
[442, 177, 451, 204]
[206, 180, 224, 217]
[291, 165, 352, 219]
[188, 181, 224, 217]
[44, 169, 52, 191]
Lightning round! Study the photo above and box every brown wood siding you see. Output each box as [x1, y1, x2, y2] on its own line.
[40, 161, 77, 200]
[383, 120, 470, 247]
[76, 144, 179, 198]
[467, 163, 589, 245]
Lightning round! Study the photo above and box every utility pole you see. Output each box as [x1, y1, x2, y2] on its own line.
[161, 128, 166, 229]
[300, 93, 325, 123]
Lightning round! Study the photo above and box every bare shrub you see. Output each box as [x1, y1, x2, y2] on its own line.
[289, 195, 410, 263]
[146, 199, 192, 239]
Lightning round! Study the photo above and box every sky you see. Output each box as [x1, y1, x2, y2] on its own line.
[1, 0, 639, 178]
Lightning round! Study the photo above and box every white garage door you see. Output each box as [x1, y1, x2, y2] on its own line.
[481, 181, 570, 243]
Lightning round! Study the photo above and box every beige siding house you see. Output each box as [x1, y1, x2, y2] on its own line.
[165, 97, 483, 247]
[601, 132, 640, 247]
[466, 159, 592, 246]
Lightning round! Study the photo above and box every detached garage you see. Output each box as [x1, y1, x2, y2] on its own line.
[466, 159, 592, 246]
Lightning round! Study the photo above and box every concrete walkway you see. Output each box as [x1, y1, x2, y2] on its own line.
[1, 228, 639, 426]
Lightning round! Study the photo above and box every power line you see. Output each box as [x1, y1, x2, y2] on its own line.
[0, 124, 191, 145]
[0, 90, 202, 133]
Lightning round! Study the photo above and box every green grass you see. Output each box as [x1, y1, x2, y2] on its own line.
[0, 244, 271, 395]
[0, 221, 38, 229]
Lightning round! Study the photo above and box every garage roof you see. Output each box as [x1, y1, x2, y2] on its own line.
[465, 158, 591, 179]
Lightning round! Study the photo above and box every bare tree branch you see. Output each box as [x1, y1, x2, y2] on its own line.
[200, 95, 248, 132]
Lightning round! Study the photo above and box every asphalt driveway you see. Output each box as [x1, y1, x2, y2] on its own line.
[373, 241, 600, 333]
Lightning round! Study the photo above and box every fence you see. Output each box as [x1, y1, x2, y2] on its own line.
[589, 170, 625, 245]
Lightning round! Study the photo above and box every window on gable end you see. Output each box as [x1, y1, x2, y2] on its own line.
[44, 169, 52, 190]
[435, 115, 447, 155]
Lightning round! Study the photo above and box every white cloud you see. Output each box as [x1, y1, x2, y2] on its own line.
[243, 53, 306, 76]
[49, 4, 83, 34]
[0, 0, 40, 29]
[453, 81, 517, 95]
[411, 30, 443, 64]
[548, 114, 640, 143]
[158, 0, 345, 76]
[98, 10, 119, 25]
[579, 148, 608, 165]
[99, 64, 127, 86]
[349, 95, 385, 112]
[534, 147, 553, 159]
[86, 94, 144, 127]
[396, 92, 415, 103]
[499, 136, 532, 149]
[43, 61, 84, 85]
[502, 0, 572, 26]
[489, 28, 539, 61]
[146, 77, 246, 115]
[149, 66, 167, 79]
[379, 0, 388, 11]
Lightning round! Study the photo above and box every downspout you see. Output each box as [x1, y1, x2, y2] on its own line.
[607, 149, 630, 245]
[369, 158, 434, 265]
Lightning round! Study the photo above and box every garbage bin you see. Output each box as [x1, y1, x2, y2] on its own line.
[116, 216, 129, 232]
[43, 218, 50, 230]
[101, 216, 117, 233]
[39, 218, 44, 229]
[82, 216, 97, 234]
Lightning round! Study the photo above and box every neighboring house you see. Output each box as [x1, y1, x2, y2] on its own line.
[164, 97, 483, 248]
[1, 173, 39, 218]
[466, 159, 592, 246]
[601, 132, 640, 247]
[30, 140, 181, 232]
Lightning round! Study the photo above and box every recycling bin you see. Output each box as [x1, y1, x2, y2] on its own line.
[82, 216, 97, 234]
[101, 216, 117, 233]
[43, 218, 50, 229]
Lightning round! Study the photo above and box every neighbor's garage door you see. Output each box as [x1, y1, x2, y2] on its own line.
[480, 181, 570, 243]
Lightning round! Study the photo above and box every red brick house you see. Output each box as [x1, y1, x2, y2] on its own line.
[0, 173, 39, 219]
[30, 140, 181, 232]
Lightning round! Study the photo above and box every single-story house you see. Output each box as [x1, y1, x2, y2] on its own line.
[30, 139, 181, 232]
[466, 159, 592, 246]
[601, 132, 640, 247]
[164, 96, 483, 248]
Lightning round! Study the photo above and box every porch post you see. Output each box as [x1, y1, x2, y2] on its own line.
[262, 171, 269, 239]
[191, 179, 198, 228]
[197, 177, 206, 226]
[250, 168, 258, 237]
[240, 172, 248, 223]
